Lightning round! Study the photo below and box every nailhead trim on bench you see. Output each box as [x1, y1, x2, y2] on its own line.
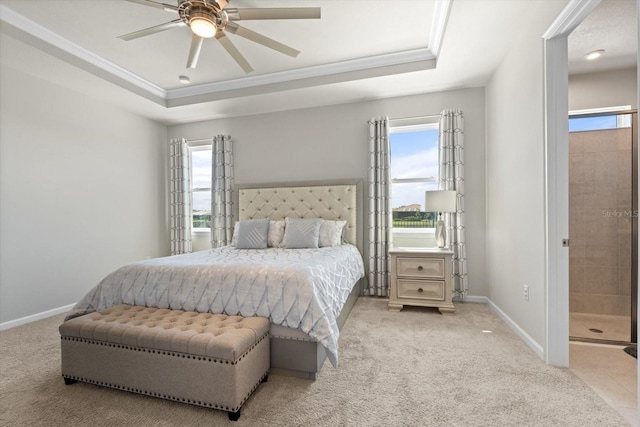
[61, 369, 269, 413]
[270, 334, 314, 342]
[60, 332, 269, 365]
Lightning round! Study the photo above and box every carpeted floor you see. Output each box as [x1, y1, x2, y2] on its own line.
[0, 298, 630, 426]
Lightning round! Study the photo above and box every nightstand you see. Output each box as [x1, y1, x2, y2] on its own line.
[388, 247, 455, 314]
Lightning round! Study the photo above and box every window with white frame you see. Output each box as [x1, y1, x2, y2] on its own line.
[389, 121, 440, 232]
[569, 106, 632, 132]
[189, 144, 212, 231]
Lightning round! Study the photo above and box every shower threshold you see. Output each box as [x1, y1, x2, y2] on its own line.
[569, 336, 634, 346]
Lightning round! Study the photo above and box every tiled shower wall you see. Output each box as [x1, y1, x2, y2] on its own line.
[569, 128, 632, 316]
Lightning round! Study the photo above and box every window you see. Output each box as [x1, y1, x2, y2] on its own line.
[389, 122, 440, 230]
[569, 106, 632, 132]
[569, 114, 632, 132]
[189, 144, 212, 231]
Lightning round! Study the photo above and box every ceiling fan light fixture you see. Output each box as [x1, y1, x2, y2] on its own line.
[179, 75, 191, 84]
[120, 0, 321, 73]
[190, 12, 216, 38]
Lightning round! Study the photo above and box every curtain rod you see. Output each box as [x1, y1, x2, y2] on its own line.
[187, 138, 213, 144]
[389, 114, 440, 121]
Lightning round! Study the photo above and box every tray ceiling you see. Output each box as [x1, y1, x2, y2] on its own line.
[0, 0, 636, 124]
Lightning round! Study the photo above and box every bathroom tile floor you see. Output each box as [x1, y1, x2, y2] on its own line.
[570, 312, 631, 342]
[570, 342, 637, 426]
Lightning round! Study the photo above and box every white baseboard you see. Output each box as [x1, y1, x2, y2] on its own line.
[0, 303, 76, 331]
[453, 295, 487, 304]
[484, 297, 544, 359]
[453, 295, 544, 359]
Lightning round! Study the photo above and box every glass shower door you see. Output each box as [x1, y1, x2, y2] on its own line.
[568, 111, 637, 345]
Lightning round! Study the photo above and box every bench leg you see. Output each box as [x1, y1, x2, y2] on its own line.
[63, 377, 77, 385]
[228, 410, 241, 421]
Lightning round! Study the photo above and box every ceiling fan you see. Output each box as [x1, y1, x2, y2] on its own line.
[119, 0, 321, 73]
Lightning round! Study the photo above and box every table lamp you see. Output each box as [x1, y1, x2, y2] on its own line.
[425, 190, 457, 248]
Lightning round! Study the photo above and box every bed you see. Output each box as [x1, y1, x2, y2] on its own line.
[65, 181, 365, 379]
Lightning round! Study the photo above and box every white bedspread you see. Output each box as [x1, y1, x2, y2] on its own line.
[66, 244, 364, 367]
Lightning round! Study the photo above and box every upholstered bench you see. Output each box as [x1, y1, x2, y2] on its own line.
[59, 305, 270, 421]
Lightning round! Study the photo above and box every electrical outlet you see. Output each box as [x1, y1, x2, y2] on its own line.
[523, 284, 529, 301]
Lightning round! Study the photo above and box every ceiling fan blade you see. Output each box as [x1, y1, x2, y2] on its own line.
[187, 34, 204, 69]
[125, 0, 178, 13]
[225, 22, 299, 58]
[118, 19, 185, 41]
[215, 32, 254, 73]
[226, 7, 321, 21]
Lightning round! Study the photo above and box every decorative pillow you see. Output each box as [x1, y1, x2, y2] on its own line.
[268, 220, 286, 248]
[319, 220, 347, 247]
[236, 218, 270, 249]
[283, 218, 322, 249]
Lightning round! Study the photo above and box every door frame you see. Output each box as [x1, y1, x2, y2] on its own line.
[543, 0, 602, 367]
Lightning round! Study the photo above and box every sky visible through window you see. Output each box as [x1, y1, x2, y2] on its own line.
[191, 149, 212, 212]
[390, 128, 439, 210]
[568, 113, 632, 133]
[569, 115, 617, 132]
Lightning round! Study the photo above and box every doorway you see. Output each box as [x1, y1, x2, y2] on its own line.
[568, 110, 638, 346]
[544, 2, 639, 422]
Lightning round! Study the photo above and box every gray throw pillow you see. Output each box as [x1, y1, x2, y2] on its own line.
[236, 218, 270, 249]
[283, 217, 322, 249]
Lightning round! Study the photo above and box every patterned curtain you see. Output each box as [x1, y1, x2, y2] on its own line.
[210, 135, 234, 247]
[367, 116, 391, 297]
[169, 138, 192, 255]
[439, 109, 468, 297]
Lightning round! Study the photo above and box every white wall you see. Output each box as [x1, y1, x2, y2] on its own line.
[485, 1, 569, 348]
[168, 88, 488, 296]
[0, 64, 169, 324]
[569, 67, 638, 111]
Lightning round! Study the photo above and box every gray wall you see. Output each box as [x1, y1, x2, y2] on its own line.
[569, 67, 638, 111]
[168, 88, 487, 297]
[0, 63, 169, 324]
[485, 1, 569, 349]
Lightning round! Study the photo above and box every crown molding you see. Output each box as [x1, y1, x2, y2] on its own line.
[166, 54, 437, 107]
[429, 0, 451, 57]
[0, 1, 451, 108]
[166, 48, 436, 102]
[543, 0, 601, 40]
[0, 5, 167, 104]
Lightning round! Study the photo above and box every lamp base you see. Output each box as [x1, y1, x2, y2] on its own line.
[435, 220, 446, 248]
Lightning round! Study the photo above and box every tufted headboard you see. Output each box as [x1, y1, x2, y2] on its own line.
[237, 182, 360, 247]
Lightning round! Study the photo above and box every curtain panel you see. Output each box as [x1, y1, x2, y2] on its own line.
[439, 109, 468, 297]
[169, 138, 192, 255]
[367, 116, 392, 297]
[210, 135, 234, 248]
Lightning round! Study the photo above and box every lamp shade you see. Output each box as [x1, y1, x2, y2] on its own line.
[425, 190, 457, 213]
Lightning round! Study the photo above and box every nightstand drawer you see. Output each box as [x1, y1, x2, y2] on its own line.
[396, 257, 444, 278]
[397, 279, 445, 301]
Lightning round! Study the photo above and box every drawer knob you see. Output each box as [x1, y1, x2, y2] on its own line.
[418, 288, 424, 293]
[417, 266, 423, 271]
